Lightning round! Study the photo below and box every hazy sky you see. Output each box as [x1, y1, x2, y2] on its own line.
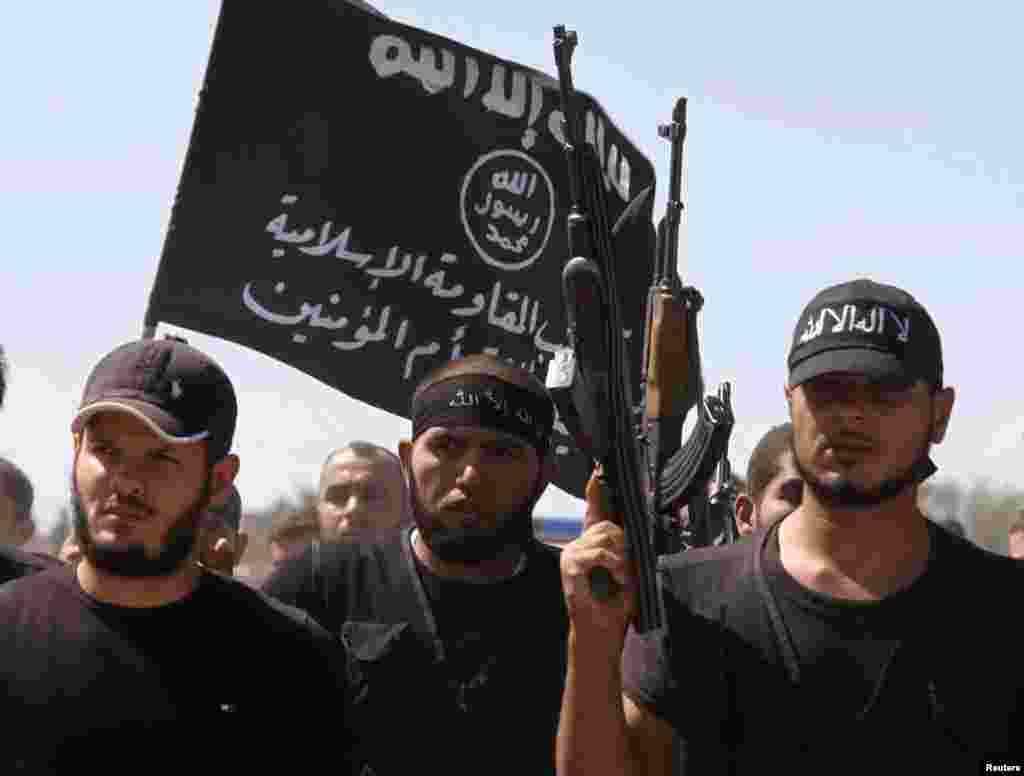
[3, 0, 1022, 532]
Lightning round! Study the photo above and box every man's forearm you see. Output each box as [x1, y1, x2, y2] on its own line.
[557, 628, 631, 776]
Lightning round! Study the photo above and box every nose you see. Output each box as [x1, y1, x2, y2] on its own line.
[455, 460, 482, 489]
[108, 460, 145, 501]
[338, 494, 363, 518]
[830, 385, 872, 423]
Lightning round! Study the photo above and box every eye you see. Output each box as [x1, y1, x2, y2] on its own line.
[88, 440, 115, 458]
[488, 442, 526, 460]
[151, 450, 181, 465]
[872, 377, 916, 403]
[432, 433, 463, 453]
[803, 377, 842, 403]
[323, 486, 350, 506]
[779, 478, 803, 507]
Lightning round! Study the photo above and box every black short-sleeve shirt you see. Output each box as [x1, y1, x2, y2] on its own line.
[263, 530, 569, 776]
[0, 565, 352, 771]
[622, 520, 1023, 774]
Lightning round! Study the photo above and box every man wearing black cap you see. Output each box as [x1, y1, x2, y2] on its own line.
[557, 279, 1023, 775]
[0, 339, 352, 771]
[263, 353, 569, 776]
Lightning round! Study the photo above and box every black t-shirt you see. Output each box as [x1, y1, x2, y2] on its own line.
[0, 545, 60, 585]
[622, 519, 1023, 774]
[263, 530, 569, 776]
[0, 565, 352, 772]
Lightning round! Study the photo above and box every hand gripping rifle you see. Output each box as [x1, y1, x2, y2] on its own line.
[545, 27, 735, 633]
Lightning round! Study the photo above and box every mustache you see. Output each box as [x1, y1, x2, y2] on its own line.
[438, 497, 480, 514]
[817, 432, 875, 451]
[103, 492, 152, 516]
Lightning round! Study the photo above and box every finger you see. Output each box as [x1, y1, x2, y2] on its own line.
[587, 567, 620, 601]
[583, 466, 614, 530]
[572, 521, 627, 557]
[565, 546, 631, 590]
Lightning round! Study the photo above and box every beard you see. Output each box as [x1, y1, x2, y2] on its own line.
[790, 422, 935, 510]
[408, 473, 540, 564]
[72, 473, 211, 578]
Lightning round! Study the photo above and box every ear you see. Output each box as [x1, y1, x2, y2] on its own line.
[72, 432, 83, 455]
[930, 386, 955, 444]
[234, 532, 249, 565]
[782, 382, 798, 413]
[206, 454, 240, 508]
[14, 517, 35, 546]
[398, 439, 413, 471]
[734, 494, 756, 536]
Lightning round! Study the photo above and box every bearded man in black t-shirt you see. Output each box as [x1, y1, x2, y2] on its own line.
[0, 338, 352, 772]
[557, 279, 1023, 776]
[263, 353, 569, 776]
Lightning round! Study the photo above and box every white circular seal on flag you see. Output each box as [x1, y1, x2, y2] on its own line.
[460, 150, 556, 272]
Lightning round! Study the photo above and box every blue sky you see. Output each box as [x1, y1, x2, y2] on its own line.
[3, 0, 1022, 531]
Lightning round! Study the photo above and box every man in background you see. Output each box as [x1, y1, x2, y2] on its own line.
[0, 457, 36, 547]
[1009, 513, 1024, 560]
[0, 345, 7, 408]
[197, 484, 249, 575]
[0, 346, 60, 582]
[317, 441, 410, 543]
[268, 509, 321, 571]
[733, 423, 802, 537]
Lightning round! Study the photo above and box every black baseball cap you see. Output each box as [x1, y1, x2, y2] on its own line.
[788, 279, 943, 388]
[71, 339, 237, 462]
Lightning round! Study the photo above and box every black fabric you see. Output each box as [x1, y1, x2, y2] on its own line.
[622, 519, 1023, 774]
[787, 278, 943, 389]
[412, 374, 554, 455]
[263, 529, 569, 776]
[0, 545, 60, 585]
[0, 565, 353, 772]
[144, 0, 660, 502]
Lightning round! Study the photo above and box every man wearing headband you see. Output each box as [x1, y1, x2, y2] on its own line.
[557, 279, 1023, 775]
[0, 339, 352, 769]
[264, 353, 570, 776]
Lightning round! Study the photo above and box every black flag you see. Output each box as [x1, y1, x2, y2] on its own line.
[146, 0, 656, 498]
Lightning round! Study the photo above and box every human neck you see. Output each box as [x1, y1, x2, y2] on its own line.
[777, 487, 931, 601]
[76, 558, 202, 608]
[411, 529, 525, 582]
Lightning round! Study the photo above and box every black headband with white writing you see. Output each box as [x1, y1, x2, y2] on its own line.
[412, 374, 554, 454]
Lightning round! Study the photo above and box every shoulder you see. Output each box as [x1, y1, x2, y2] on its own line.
[526, 537, 562, 568]
[0, 565, 83, 633]
[264, 536, 403, 592]
[657, 537, 754, 609]
[202, 571, 334, 643]
[0, 545, 62, 585]
[0, 563, 75, 601]
[930, 525, 1024, 588]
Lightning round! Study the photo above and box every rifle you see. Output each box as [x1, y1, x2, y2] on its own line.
[545, 26, 735, 632]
